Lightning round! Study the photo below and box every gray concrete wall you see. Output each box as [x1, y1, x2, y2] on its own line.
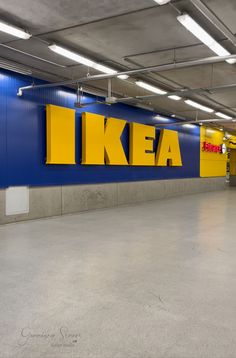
[0, 177, 227, 225]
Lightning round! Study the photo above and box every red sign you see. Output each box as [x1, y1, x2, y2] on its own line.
[202, 141, 222, 153]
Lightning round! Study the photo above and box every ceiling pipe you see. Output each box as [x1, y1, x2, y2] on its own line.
[123, 40, 227, 61]
[17, 53, 236, 95]
[0, 44, 66, 68]
[116, 83, 236, 103]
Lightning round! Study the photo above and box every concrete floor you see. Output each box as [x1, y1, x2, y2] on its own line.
[0, 190, 236, 358]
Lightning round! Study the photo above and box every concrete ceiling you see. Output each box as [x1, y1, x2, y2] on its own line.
[1, 0, 236, 131]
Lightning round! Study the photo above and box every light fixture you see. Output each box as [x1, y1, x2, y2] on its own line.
[182, 124, 196, 128]
[184, 99, 214, 113]
[177, 14, 236, 65]
[93, 63, 117, 75]
[153, 0, 171, 5]
[220, 128, 224, 131]
[117, 74, 129, 80]
[135, 81, 167, 95]
[154, 115, 170, 121]
[49, 44, 117, 74]
[232, 119, 236, 122]
[171, 114, 176, 117]
[49, 44, 95, 66]
[206, 128, 215, 134]
[168, 95, 181, 101]
[0, 20, 31, 39]
[215, 112, 232, 120]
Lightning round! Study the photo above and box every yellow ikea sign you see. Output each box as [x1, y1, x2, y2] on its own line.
[46, 104, 182, 167]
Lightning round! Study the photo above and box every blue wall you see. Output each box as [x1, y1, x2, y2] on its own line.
[0, 69, 200, 188]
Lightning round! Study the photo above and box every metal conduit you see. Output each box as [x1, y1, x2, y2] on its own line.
[17, 53, 236, 95]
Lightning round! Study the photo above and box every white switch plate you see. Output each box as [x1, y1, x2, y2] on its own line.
[5, 186, 29, 216]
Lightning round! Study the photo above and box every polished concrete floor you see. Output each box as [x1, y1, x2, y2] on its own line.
[0, 190, 236, 358]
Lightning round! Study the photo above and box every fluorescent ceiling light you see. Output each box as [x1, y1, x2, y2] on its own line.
[117, 74, 129, 80]
[182, 124, 196, 128]
[153, 0, 171, 4]
[49, 44, 117, 74]
[136, 81, 167, 95]
[0, 20, 31, 39]
[93, 63, 117, 75]
[154, 115, 170, 121]
[215, 112, 232, 120]
[168, 95, 181, 101]
[177, 14, 236, 65]
[206, 128, 215, 134]
[185, 99, 214, 113]
[226, 58, 236, 65]
[49, 44, 94, 67]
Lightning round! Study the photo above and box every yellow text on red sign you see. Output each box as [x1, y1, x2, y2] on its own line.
[46, 105, 182, 167]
